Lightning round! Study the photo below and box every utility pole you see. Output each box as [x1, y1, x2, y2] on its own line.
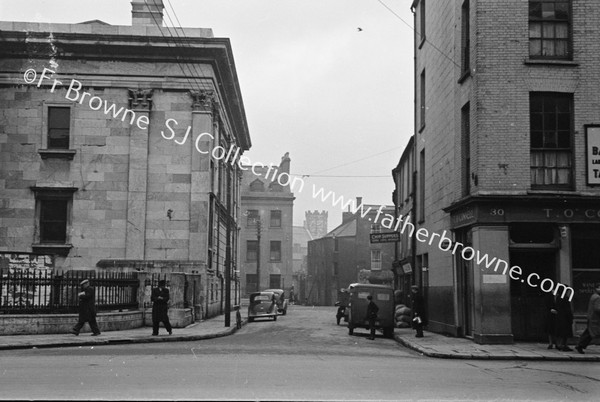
[256, 219, 261, 292]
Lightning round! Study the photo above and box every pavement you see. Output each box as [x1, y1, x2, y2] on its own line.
[1, 312, 599, 361]
[394, 328, 600, 361]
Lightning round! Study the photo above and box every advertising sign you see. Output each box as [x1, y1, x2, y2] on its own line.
[586, 125, 600, 185]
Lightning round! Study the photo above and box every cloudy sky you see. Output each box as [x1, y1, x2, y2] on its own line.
[1, 0, 415, 230]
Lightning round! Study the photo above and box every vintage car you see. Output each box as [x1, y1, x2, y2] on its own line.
[247, 291, 278, 322]
[263, 288, 288, 315]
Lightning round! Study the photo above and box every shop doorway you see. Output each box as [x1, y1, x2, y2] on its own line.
[510, 251, 557, 341]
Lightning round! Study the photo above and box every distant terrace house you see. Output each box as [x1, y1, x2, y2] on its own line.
[0, 0, 251, 319]
[307, 198, 395, 306]
[239, 153, 295, 296]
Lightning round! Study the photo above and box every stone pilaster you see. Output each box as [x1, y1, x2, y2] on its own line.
[125, 89, 153, 259]
[188, 90, 216, 260]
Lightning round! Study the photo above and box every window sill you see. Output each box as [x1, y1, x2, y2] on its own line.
[527, 189, 577, 195]
[38, 149, 77, 160]
[458, 70, 471, 84]
[524, 59, 579, 67]
[32, 243, 72, 256]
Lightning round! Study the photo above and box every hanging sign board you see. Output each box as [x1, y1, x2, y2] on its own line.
[586, 125, 600, 185]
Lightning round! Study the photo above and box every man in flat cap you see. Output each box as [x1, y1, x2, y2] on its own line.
[411, 285, 426, 338]
[151, 279, 172, 336]
[71, 279, 101, 336]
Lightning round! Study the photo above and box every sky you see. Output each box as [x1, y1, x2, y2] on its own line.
[0, 0, 415, 230]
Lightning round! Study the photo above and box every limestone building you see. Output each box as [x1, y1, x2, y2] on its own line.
[0, 1, 251, 318]
[239, 153, 295, 295]
[399, 0, 600, 343]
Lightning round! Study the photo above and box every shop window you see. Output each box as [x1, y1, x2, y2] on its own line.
[529, 0, 571, 59]
[571, 225, 600, 314]
[270, 210, 282, 227]
[270, 241, 281, 262]
[509, 223, 555, 243]
[530, 93, 573, 188]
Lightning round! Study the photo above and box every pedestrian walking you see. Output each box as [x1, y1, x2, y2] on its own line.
[289, 286, 295, 305]
[543, 292, 558, 349]
[555, 294, 573, 351]
[235, 305, 242, 329]
[151, 279, 172, 336]
[411, 285, 426, 338]
[71, 279, 101, 336]
[366, 295, 379, 340]
[576, 284, 600, 354]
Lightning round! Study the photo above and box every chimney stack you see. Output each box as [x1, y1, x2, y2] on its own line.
[131, 0, 164, 26]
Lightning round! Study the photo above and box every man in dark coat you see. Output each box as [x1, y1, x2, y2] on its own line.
[151, 279, 172, 336]
[71, 279, 101, 336]
[366, 295, 379, 340]
[554, 294, 573, 351]
[411, 285, 426, 338]
[576, 285, 600, 354]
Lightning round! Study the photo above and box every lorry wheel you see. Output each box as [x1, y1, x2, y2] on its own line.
[383, 327, 394, 338]
[248, 317, 254, 323]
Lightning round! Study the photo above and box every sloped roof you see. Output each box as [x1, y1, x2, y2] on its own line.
[325, 219, 356, 238]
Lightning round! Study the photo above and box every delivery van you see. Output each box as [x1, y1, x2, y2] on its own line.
[346, 283, 395, 338]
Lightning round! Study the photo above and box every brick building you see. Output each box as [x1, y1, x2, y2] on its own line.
[0, 0, 250, 318]
[239, 153, 294, 296]
[307, 198, 395, 306]
[398, 0, 600, 343]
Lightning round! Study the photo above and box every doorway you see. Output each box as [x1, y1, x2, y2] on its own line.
[510, 251, 557, 341]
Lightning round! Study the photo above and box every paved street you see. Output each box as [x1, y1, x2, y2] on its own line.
[1, 305, 599, 401]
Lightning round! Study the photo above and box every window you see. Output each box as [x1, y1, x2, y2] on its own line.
[371, 249, 382, 271]
[269, 274, 281, 289]
[247, 209, 259, 226]
[571, 225, 600, 314]
[32, 186, 76, 256]
[420, 70, 426, 129]
[529, 0, 571, 59]
[530, 93, 572, 188]
[461, 0, 470, 75]
[334, 237, 339, 252]
[270, 210, 282, 227]
[419, 0, 426, 46]
[47, 107, 70, 149]
[249, 179, 264, 192]
[461, 103, 471, 196]
[419, 149, 425, 222]
[40, 200, 68, 243]
[246, 274, 257, 294]
[371, 223, 381, 233]
[270, 241, 281, 262]
[246, 240, 258, 262]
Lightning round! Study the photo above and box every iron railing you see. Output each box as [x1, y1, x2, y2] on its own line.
[0, 269, 139, 314]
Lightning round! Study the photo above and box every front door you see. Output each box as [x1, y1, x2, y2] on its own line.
[510, 251, 556, 341]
